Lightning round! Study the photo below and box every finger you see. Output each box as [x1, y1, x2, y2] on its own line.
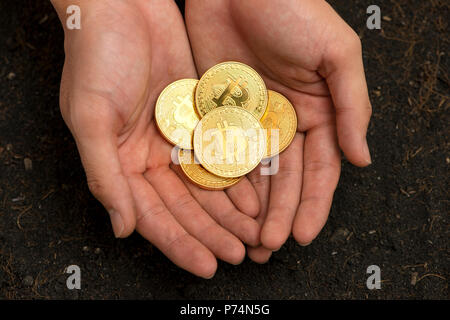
[247, 163, 271, 221]
[74, 119, 136, 238]
[247, 163, 272, 263]
[247, 245, 273, 264]
[145, 167, 246, 265]
[128, 174, 217, 278]
[292, 122, 341, 245]
[225, 177, 260, 218]
[261, 133, 304, 251]
[321, 32, 372, 167]
[171, 164, 260, 246]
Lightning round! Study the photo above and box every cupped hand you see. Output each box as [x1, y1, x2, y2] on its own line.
[186, 0, 372, 262]
[53, 0, 261, 278]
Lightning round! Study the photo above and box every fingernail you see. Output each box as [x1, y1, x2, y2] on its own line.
[299, 241, 312, 247]
[362, 140, 372, 165]
[108, 209, 124, 238]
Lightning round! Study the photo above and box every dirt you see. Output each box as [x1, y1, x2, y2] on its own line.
[0, 0, 448, 299]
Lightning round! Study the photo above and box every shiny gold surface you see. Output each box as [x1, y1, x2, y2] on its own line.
[261, 90, 298, 158]
[195, 62, 268, 119]
[155, 79, 199, 149]
[193, 106, 266, 178]
[178, 149, 242, 190]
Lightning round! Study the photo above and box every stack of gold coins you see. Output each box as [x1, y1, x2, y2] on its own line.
[155, 61, 297, 190]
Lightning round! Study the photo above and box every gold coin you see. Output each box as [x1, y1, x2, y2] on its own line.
[193, 106, 266, 178]
[261, 90, 297, 158]
[178, 149, 242, 190]
[195, 61, 268, 119]
[155, 79, 200, 149]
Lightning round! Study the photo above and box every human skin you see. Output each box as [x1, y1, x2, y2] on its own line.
[50, 0, 263, 278]
[185, 0, 372, 262]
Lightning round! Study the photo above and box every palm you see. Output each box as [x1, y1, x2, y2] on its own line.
[60, 0, 261, 277]
[187, 0, 371, 261]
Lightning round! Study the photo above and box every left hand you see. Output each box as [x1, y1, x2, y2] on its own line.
[52, 0, 261, 277]
[185, 0, 372, 262]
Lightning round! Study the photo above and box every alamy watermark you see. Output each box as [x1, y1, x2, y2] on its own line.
[367, 5, 381, 30]
[170, 125, 280, 176]
[66, 5, 81, 30]
[366, 265, 382, 289]
[66, 264, 81, 289]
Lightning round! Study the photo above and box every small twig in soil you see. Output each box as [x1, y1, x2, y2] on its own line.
[16, 204, 32, 230]
[416, 273, 446, 283]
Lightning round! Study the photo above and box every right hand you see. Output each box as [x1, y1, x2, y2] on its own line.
[186, 0, 372, 262]
[53, 0, 261, 278]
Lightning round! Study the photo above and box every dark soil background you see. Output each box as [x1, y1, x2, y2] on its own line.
[0, 0, 448, 299]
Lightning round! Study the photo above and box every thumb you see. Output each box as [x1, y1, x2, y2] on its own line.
[71, 108, 137, 238]
[321, 32, 372, 167]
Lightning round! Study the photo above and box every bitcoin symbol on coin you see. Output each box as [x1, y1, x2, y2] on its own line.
[154, 79, 199, 149]
[211, 120, 248, 163]
[263, 100, 283, 127]
[262, 112, 279, 129]
[194, 106, 266, 178]
[261, 90, 297, 158]
[212, 76, 249, 108]
[173, 94, 198, 130]
[195, 62, 268, 119]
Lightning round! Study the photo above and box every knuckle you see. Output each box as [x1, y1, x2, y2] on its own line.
[137, 203, 167, 222]
[86, 177, 105, 199]
[347, 30, 362, 53]
[165, 231, 190, 254]
[250, 175, 268, 187]
[277, 162, 301, 176]
[250, 164, 273, 185]
[328, 29, 362, 62]
[366, 103, 373, 118]
[172, 193, 196, 211]
[197, 222, 218, 238]
[303, 160, 340, 173]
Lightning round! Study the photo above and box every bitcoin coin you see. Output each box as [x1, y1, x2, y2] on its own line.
[193, 106, 266, 178]
[178, 149, 242, 190]
[195, 61, 268, 119]
[155, 79, 200, 149]
[261, 90, 297, 158]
